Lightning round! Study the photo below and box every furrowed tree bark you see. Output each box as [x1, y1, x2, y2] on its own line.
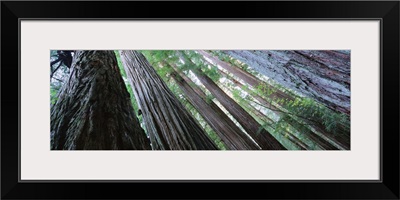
[220, 82, 309, 150]
[292, 50, 350, 87]
[217, 69, 340, 150]
[166, 62, 260, 150]
[223, 50, 350, 115]
[200, 51, 347, 149]
[215, 69, 318, 150]
[119, 50, 218, 150]
[213, 50, 350, 149]
[284, 132, 309, 150]
[51, 51, 151, 150]
[244, 103, 310, 150]
[179, 52, 286, 150]
[198, 50, 292, 102]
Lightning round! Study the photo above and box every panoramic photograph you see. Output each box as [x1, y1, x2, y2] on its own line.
[50, 50, 350, 150]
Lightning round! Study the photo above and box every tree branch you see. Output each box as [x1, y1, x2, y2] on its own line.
[50, 61, 63, 79]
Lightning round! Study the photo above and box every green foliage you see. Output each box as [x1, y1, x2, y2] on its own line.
[246, 69, 350, 137]
[141, 50, 178, 81]
[181, 51, 221, 81]
[142, 50, 223, 85]
[50, 81, 64, 107]
[50, 85, 60, 105]
[114, 50, 127, 77]
[256, 82, 275, 97]
[114, 51, 143, 123]
[205, 94, 215, 104]
[281, 97, 350, 135]
[209, 50, 260, 77]
[142, 50, 179, 68]
[205, 67, 220, 81]
[50, 51, 71, 106]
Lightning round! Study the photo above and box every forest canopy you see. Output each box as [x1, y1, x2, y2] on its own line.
[50, 50, 350, 150]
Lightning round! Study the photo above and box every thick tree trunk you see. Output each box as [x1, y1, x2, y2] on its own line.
[166, 63, 260, 150]
[215, 70, 318, 150]
[198, 50, 292, 101]
[217, 69, 341, 150]
[119, 50, 218, 150]
[203, 51, 349, 149]
[215, 50, 350, 149]
[179, 53, 286, 150]
[223, 50, 350, 115]
[244, 102, 310, 150]
[284, 132, 309, 150]
[51, 51, 151, 150]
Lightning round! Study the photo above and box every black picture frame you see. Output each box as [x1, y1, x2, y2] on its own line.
[2, 1, 399, 199]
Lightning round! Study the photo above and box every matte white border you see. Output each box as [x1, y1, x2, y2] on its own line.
[21, 21, 380, 180]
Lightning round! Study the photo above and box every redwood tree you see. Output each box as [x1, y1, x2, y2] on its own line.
[215, 50, 349, 149]
[179, 51, 286, 150]
[198, 50, 291, 102]
[51, 51, 151, 150]
[119, 50, 218, 150]
[217, 68, 346, 150]
[166, 63, 260, 150]
[223, 50, 350, 115]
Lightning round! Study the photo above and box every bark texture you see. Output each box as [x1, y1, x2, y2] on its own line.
[51, 51, 151, 150]
[216, 50, 350, 149]
[198, 50, 292, 102]
[223, 50, 350, 115]
[120, 50, 218, 150]
[244, 102, 310, 150]
[217, 69, 341, 150]
[179, 52, 286, 150]
[167, 63, 260, 150]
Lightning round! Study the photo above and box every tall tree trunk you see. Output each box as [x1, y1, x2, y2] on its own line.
[119, 50, 218, 150]
[166, 63, 260, 150]
[223, 50, 350, 115]
[201, 52, 348, 149]
[198, 50, 292, 101]
[51, 51, 151, 150]
[217, 69, 341, 150]
[242, 100, 310, 150]
[215, 70, 317, 150]
[216, 50, 350, 149]
[179, 52, 286, 150]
